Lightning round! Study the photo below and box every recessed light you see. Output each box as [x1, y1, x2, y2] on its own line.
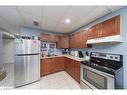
[65, 19, 71, 24]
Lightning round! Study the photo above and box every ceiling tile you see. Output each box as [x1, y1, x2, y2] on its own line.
[21, 13, 41, 29]
[106, 6, 123, 12]
[0, 6, 124, 34]
[64, 6, 97, 21]
[18, 6, 42, 17]
[42, 6, 70, 23]
[0, 6, 23, 26]
[41, 19, 58, 32]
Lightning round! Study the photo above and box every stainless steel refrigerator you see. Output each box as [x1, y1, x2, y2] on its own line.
[14, 36, 40, 87]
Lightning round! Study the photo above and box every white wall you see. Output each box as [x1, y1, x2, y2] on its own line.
[0, 32, 3, 68]
[3, 39, 14, 64]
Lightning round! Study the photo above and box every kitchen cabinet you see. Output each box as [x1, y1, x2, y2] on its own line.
[69, 34, 75, 48]
[87, 25, 97, 39]
[64, 57, 80, 83]
[41, 33, 59, 42]
[41, 33, 69, 48]
[57, 35, 69, 48]
[102, 15, 120, 37]
[69, 31, 91, 48]
[79, 31, 90, 48]
[41, 33, 50, 41]
[41, 57, 80, 83]
[87, 15, 120, 39]
[52, 57, 64, 72]
[40, 57, 64, 76]
[73, 61, 80, 82]
[64, 57, 73, 76]
[40, 58, 53, 76]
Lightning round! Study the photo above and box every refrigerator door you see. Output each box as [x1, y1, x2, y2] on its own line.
[15, 38, 40, 54]
[15, 38, 29, 54]
[15, 54, 40, 87]
[27, 54, 40, 82]
[15, 55, 28, 87]
[28, 40, 40, 54]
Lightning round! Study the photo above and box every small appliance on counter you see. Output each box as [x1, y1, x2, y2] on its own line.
[70, 50, 75, 56]
[84, 51, 90, 61]
[62, 49, 69, 54]
[74, 51, 84, 58]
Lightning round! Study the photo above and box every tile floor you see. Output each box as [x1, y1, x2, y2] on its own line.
[18, 71, 81, 89]
[0, 63, 14, 89]
[0, 64, 81, 89]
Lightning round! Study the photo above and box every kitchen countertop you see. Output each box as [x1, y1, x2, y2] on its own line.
[41, 54, 90, 62]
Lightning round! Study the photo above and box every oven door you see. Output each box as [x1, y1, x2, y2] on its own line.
[81, 64, 115, 89]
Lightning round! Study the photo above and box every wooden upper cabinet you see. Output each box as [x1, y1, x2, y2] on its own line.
[41, 33, 58, 42]
[80, 31, 88, 48]
[87, 25, 97, 39]
[57, 35, 69, 48]
[41, 33, 69, 48]
[87, 15, 120, 39]
[69, 34, 75, 48]
[69, 31, 90, 49]
[102, 15, 120, 37]
[41, 33, 50, 41]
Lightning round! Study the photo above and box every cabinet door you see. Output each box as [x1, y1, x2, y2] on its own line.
[74, 61, 80, 83]
[102, 16, 120, 37]
[61, 36, 69, 48]
[57, 36, 69, 48]
[87, 26, 97, 39]
[69, 34, 74, 48]
[96, 23, 103, 38]
[41, 59, 52, 76]
[54, 57, 64, 71]
[65, 58, 73, 75]
[80, 31, 88, 48]
[75, 32, 80, 48]
[69, 34, 75, 48]
[41, 34, 50, 41]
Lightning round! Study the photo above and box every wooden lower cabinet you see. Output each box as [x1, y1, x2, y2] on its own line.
[64, 57, 80, 83]
[40, 57, 64, 76]
[41, 57, 80, 83]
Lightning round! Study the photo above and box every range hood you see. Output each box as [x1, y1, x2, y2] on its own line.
[86, 35, 122, 44]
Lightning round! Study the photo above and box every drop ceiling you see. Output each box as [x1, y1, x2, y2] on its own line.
[0, 6, 124, 34]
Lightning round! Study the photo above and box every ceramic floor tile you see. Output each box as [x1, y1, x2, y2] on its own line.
[0, 63, 80, 89]
[40, 71, 81, 89]
[0, 63, 14, 89]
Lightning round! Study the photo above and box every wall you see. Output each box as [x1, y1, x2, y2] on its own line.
[72, 7, 127, 89]
[0, 32, 3, 68]
[20, 27, 65, 37]
[3, 39, 14, 64]
[20, 27, 63, 55]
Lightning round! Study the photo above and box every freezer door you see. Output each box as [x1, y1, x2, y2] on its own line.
[15, 39, 40, 54]
[28, 40, 40, 54]
[15, 56, 28, 87]
[15, 38, 29, 54]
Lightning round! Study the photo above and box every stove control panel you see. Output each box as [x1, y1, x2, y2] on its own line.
[90, 52, 122, 62]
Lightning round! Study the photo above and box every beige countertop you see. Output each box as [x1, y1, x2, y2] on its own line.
[41, 54, 90, 62]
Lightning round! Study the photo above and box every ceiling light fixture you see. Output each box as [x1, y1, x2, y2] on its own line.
[65, 19, 71, 24]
